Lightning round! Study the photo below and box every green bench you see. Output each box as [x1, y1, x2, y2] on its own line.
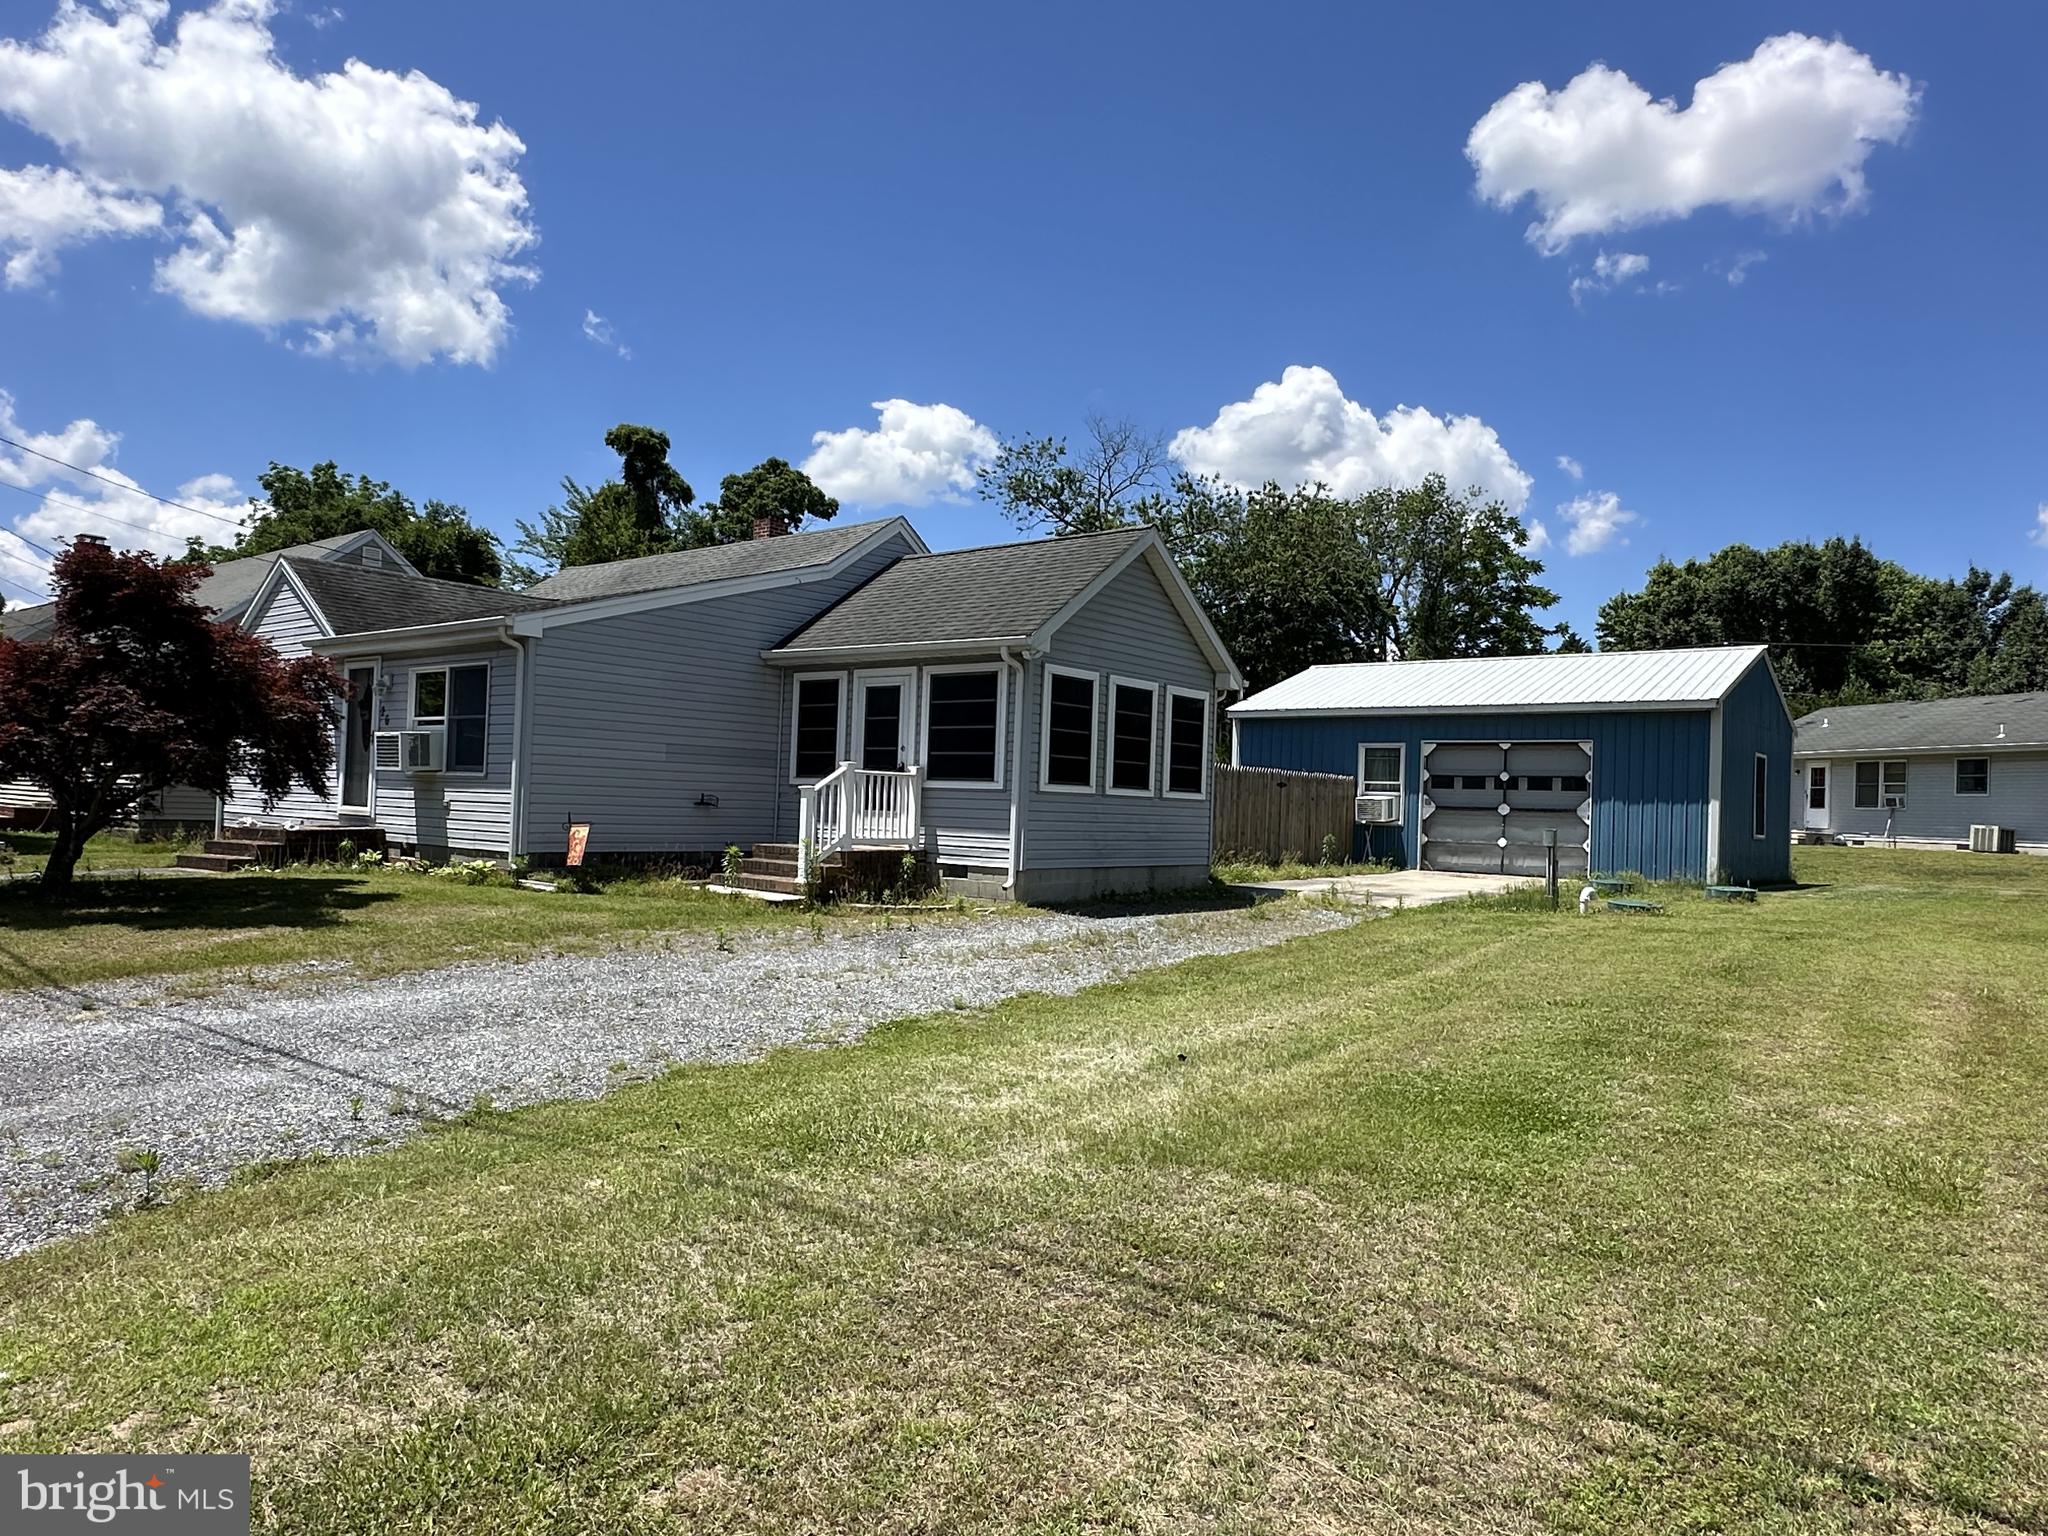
[1705, 884, 1758, 902]
[1606, 897, 1663, 914]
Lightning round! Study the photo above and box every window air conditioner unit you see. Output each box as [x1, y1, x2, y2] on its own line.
[374, 729, 444, 774]
[1355, 793, 1400, 824]
[1969, 823, 2015, 854]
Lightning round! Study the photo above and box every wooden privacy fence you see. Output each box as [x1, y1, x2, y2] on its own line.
[1213, 764, 1356, 863]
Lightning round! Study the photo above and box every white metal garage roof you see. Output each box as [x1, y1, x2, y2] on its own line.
[1229, 645, 1769, 716]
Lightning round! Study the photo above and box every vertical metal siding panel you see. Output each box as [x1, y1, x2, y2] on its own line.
[1716, 661, 1792, 882]
[1239, 706, 1719, 880]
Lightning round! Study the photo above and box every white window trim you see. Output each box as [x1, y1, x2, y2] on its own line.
[337, 656, 380, 814]
[1355, 740, 1404, 798]
[1853, 758, 1909, 810]
[1955, 756, 1990, 796]
[1752, 753, 1768, 840]
[920, 662, 1008, 790]
[1162, 686, 1211, 801]
[410, 661, 490, 777]
[1038, 664, 1100, 794]
[788, 669, 849, 783]
[1105, 676, 1160, 797]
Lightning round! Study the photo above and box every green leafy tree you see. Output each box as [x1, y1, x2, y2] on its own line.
[698, 457, 839, 545]
[1598, 538, 2048, 710]
[510, 424, 697, 583]
[980, 415, 1169, 536]
[189, 462, 503, 585]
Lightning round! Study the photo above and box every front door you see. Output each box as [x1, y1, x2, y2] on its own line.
[1803, 762, 1830, 831]
[339, 662, 377, 813]
[852, 671, 913, 772]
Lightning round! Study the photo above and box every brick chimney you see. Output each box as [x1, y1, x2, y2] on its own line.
[751, 511, 791, 539]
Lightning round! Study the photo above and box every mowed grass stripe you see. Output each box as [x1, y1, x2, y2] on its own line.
[2, 847, 2046, 1532]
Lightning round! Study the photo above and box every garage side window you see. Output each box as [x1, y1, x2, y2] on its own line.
[1956, 757, 1989, 795]
[1164, 688, 1209, 799]
[1357, 745, 1401, 797]
[1752, 754, 1768, 839]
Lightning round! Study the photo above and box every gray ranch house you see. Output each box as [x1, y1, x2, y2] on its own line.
[218, 517, 1241, 900]
[1794, 691, 2048, 853]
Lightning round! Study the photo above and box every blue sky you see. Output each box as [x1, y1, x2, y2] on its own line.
[2, 1, 2043, 639]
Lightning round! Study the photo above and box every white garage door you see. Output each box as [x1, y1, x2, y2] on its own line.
[1420, 739, 1592, 876]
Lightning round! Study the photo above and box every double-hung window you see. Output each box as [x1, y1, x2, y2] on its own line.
[790, 674, 844, 780]
[1108, 678, 1158, 795]
[412, 663, 488, 773]
[1356, 744, 1402, 798]
[1040, 667, 1097, 791]
[1955, 757, 1990, 795]
[1163, 688, 1210, 799]
[1854, 759, 1907, 809]
[924, 667, 1005, 787]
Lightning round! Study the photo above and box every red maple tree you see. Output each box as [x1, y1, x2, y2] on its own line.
[0, 539, 344, 892]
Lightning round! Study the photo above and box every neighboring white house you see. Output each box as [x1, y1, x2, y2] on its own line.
[216, 517, 1242, 901]
[0, 531, 414, 830]
[1793, 691, 2048, 852]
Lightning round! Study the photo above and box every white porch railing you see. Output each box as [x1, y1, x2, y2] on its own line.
[797, 762, 922, 881]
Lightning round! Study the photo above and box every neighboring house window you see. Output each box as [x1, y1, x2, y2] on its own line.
[924, 667, 1005, 786]
[1040, 666, 1098, 791]
[1356, 744, 1402, 798]
[791, 674, 843, 780]
[1752, 754, 1768, 839]
[1956, 757, 1990, 795]
[1108, 677, 1158, 796]
[1164, 687, 1210, 799]
[412, 663, 488, 772]
[1854, 760, 1908, 809]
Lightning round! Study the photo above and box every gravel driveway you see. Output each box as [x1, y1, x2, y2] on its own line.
[0, 900, 1356, 1256]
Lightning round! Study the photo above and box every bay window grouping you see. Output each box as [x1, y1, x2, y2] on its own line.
[1037, 664, 1210, 800]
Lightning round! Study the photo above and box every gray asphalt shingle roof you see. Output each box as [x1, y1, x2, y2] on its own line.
[0, 533, 377, 644]
[1794, 692, 2048, 754]
[285, 559, 556, 638]
[522, 518, 900, 603]
[768, 526, 1151, 654]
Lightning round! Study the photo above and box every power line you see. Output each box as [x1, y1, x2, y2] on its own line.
[0, 431, 247, 527]
[0, 524, 58, 562]
[0, 476, 239, 548]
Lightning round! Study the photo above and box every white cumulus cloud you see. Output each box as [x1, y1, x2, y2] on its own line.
[802, 400, 998, 507]
[1570, 249, 1651, 304]
[0, 389, 250, 606]
[581, 309, 629, 359]
[1523, 518, 1552, 553]
[0, 0, 536, 366]
[0, 164, 161, 288]
[2031, 504, 2048, 549]
[1555, 490, 1638, 556]
[1168, 364, 1532, 513]
[1556, 454, 1583, 480]
[1467, 33, 1918, 253]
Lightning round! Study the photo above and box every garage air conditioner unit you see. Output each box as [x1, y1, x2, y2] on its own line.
[1354, 793, 1400, 824]
[1969, 823, 2016, 854]
[373, 729, 445, 775]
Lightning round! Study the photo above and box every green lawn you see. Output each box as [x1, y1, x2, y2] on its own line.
[0, 827, 191, 875]
[3, 846, 2046, 1532]
[0, 867, 854, 993]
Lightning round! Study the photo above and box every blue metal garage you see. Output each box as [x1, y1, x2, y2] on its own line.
[1228, 645, 1793, 884]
